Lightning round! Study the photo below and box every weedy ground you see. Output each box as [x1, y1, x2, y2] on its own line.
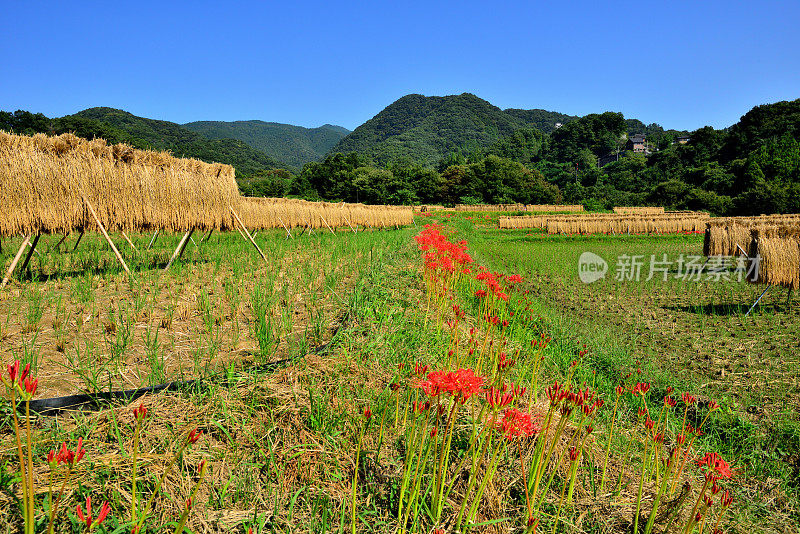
[0, 214, 797, 533]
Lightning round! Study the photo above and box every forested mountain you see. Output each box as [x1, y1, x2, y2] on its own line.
[329, 93, 540, 166]
[183, 120, 349, 171]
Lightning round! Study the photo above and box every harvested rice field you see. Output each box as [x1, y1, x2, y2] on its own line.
[1, 210, 799, 534]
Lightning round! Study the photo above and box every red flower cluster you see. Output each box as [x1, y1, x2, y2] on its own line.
[697, 452, 733, 481]
[415, 225, 473, 274]
[47, 438, 86, 468]
[495, 408, 539, 439]
[418, 368, 485, 402]
[76, 495, 111, 531]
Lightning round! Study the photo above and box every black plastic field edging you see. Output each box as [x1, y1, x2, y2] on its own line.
[20, 325, 342, 417]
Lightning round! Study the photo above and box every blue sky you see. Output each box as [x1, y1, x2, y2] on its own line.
[2, 1, 798, 131]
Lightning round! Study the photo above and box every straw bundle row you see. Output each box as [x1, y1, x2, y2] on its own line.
[544, 215, 707, 235]
[0, 132, 239, 237]
[613, 206, 665, 215]
[455, 204, 584, 212]
[748, 226, 800, 289]
[527, 204, 584, 212]
[702, 215, 800, 256]
[239, 197, 413, 230]
[499, 212, 709, 232]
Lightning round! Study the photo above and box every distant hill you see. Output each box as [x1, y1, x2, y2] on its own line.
[70, 107, 284, 176]
[328, 93, 588, 166]
[183, 120, 349, 171]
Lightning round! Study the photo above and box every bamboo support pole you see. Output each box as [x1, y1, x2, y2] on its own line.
[201, 229, 214, 243]
[1, 235, 32, 289]
[20, 234, 41, 272]
[321, 216, 335, 234]
[147, 230, 160, 250]
[278, 217, 293, 239]
[82, 196, 131, 277]
[230, 207, 268, 263]
[343, 216, 357, 233]
[121, 231, 138, 251]
[72, 230, 85, 252]
[52, 232, 70, 251]
[164, 229, 195, 271]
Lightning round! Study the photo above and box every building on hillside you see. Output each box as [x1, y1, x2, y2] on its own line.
[675, 135, 690, 145]
[626, 134, 649, 154]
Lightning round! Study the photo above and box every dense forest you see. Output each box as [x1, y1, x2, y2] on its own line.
[2, 95, 799, 215]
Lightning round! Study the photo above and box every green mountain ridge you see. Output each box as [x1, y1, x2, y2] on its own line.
[182, 119, 350, 171]
[328, 93, 597, 166]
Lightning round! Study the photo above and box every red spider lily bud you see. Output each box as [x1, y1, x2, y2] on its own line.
[397, 363, 404, 370]
[437, 404, 446, 417]
[47, 449, 57, 469]
[711, 481, 720, 494]
[7, 360, 20, 384]
[570, 360, 577, 368]
[695, 512, 703, 522]
[666, 386, 674, 394]
[389, 382, 400, 392]
[677, 433, 686, 446]
[363, 407, 372, 420]
[633, 382, 650, 396]
[708, 400, 719, 411]
[502, 320, 509, 328]
[433, 529, 445, 534]
[76, 496, 111, 531]
[720, 490, 733, 507]
[23, 376, 37, 396]
[615, 385, 625, 396]
[19, 363, 30, 384]
[527, 516, 538, 528]
[682, 392, 697, 405]
[653, 432, 664, 444]
[185, 498, 192, 509]
[568, 446, 579, 462]
[560, 404, 573, 417]
[644, 417, 655, 431]
[187, 428, 202, 445]
[430, 428, 438, 437]
[637, 408, 647, 417]
[594, 398, 604, 409]
[513, 384, 527, 397]
[133, 403, 148, 421]
[582, 404, 595, 416]
[664, 396, 677, 407]
[585, 425, 594, 435]
[248, 528, 254, 534]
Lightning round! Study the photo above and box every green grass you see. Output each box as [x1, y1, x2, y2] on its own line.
[1, 215, 798, 533]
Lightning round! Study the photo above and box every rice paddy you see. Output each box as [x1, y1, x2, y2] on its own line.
[1, 192, 799, 532]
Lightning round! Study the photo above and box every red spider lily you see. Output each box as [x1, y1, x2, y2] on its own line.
[644, 417, 655, 431]
[666, 386, 674, 394]
[418, 368, 484, 402]
[414, 363, 429, 377]
[495, 408, 538, 439]
[720, 490, 733, 507]
[632, 382, 650, 396]
[187, 428, 203, 445]
[697, 452, 733, 480]
[545, 382, 567, 405]
[682, 392, 697, 405]
[6, 360, 20, 385]
[664, 396, 677, 407]
[76, 496, 111, 531]
[389, 382, 400, 392]
[676, 433, 687, 446]
[363, 407, 372, 420]
[615, 385, 625, 396]
[497, 352, 515, 371]
[708, 399, 720, 411]
[585, 425, 594, 435]
[505, 274, 523, 285]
